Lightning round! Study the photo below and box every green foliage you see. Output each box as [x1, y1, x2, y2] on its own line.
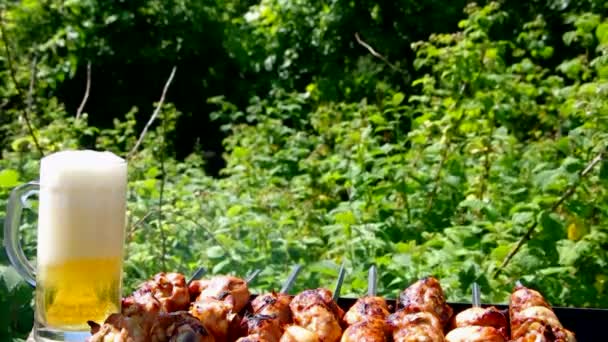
[1, 1, 608, 340]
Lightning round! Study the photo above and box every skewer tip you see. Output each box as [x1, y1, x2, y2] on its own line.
[280, 264, 302, 294]
[333, 261, 347, 301]
[246, 269, 262, 283]
[472, 282, 481, 308]
[186, 266, 206, 286]
[368, 264, 378, 297]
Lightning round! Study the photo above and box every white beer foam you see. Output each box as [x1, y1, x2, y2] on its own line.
[37, 150, 127, 265]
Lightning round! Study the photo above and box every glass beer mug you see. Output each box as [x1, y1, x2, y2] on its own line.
[4, 150, 127, 341]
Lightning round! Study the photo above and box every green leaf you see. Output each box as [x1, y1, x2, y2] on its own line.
[206, 246, 225, 259]
[596, 21, 608, 44]
[600, 159, 608, 184]
[391, 93, 405, 106]
[0, 266, 24, 292]
[334, 210, 356, 225]
[226, 205, 243, 217]
[0, 169, 20, 188]
[538, 211, 565, 239]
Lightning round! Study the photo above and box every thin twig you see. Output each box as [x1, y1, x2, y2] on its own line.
[478, 126, 494, 201]
[185, 218, 231, 256]
[425, 85, 466, 213]
[128, 66, 177, 159]
[494, 149, 605, 278]
[355, 32, 406, 75]
[0, 11, 44, 156]
[426, 141, 450, 212]
[158, 110, 168, 270]
[127, 209, 157, 242]
[26, 54, 37, 116]
[76, 61, 92, 120]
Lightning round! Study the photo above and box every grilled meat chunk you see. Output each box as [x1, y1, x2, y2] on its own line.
[388, 311, 444, 342]
[509, 285, 576, 342]
[123, 272, 190, 315]
[88, 311, 214, 342]
[280, 325, 321, 342]
[189, 279, 210, 302]
[343, 296, 390, 325]
[251, 292, 293, 325]
[445, 326, 505, 342]
[189, 298, 241, 341]
[290, 288, 344, 342]
[509, 286, 551, 319]
[398, 277, 453, 326]
[196, 276, 250, 313]
[341, 319, 387, 342]
[451, 307, 507, 330]
[239, 314, 283, 342]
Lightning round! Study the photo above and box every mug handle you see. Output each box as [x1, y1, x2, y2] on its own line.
[3, 181, 39, 287]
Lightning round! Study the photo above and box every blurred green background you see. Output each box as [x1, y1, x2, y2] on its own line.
[1, 0, 608, 339]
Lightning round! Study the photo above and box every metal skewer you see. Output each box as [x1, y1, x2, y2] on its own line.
[333, 261, 346, 301]
[246, 269, 261, 283]
[187, 266, 206, 286]
[472, 282, 481, 308]
[368, 264, 377, 296]
[280, 264, 302, 294]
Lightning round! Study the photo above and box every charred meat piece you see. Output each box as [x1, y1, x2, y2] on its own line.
[280, 325, 321, 342]
[341, 319, 387, 342]
[447, 306, 508, 341]
[122, 290, 163, 317]
[342, 295, 389, 342]
[251, 292, 293, 325]
[343, 296, 390, 326]
[451, 307, 507, 330]
[197, 276, 251, 313]
[509, 285, 576, 342]
[189, 279, 210, 302]
[123, 272, 191, 315]
[391, 324, 445, 342]
[388, 310, 444, 342]
[509, 286, 551, 319]
[189, 298, 242, 341]
[290, 288, 344, 342]
[445, 326, 505, 342]
[398, 276, 453, 326]
[88, 311, 214, 342]
[238, 314, 283, 342]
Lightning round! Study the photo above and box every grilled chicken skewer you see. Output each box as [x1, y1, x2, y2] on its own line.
[281, 262, 347, 342]
[89, 271, 214, 342]
[188, 271, 260, 341]
[237, 265, 302, 342]
[509, 283, 576, 342]
[387, 276, 453, 342]
[341, 265, 390, 342]
[444, 282, 508, 342]
[89, 269, 259, 342]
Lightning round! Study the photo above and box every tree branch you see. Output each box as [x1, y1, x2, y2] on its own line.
[478, 126, 494, 201]
[157, 103, 168, 271]
[127, 209, 157, 243]
[493, 149, 605, 278]
[76, 61, 92, 120]
[128, 66, 177, 159]
[355, 32, 407, 75]
[26, 54, 37, 117]
[0, 10, 44, 157]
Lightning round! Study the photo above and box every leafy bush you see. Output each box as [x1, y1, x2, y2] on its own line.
[1, 1, 608, 341]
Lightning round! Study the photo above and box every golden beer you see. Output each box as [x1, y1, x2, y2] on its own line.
[2, 150, 130, 338]
[36, 257, 122, 329]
